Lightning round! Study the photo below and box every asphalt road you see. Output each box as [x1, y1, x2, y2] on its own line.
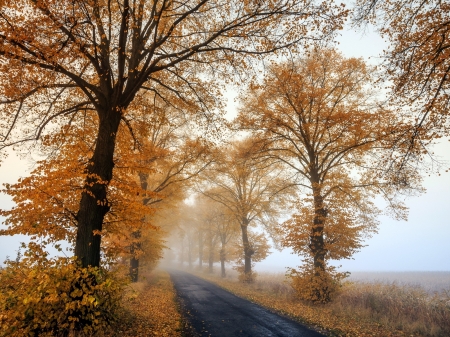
[169, 269, 326, 337]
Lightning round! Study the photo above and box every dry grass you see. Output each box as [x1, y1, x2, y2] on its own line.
[348, 272, 450, 294]
[116, 269, 182, 337]
[194, 269, 450, 337]
[334, 281, 450, 337]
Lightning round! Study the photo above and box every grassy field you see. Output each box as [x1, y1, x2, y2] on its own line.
[192, 268, 450, 337]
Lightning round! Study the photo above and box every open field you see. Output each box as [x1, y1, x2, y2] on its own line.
[347, 271, 450, 294]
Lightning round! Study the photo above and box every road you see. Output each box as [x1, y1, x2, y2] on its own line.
[169, 269, 326, 337]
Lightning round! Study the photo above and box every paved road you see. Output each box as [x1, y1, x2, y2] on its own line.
[169, 269, 325, 337]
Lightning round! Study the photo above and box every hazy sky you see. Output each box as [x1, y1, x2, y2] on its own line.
[1, 22, 449, 272]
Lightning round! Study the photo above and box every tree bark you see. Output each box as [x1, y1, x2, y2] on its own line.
[129, 230, 141, 282]
[310, 185, 327, 273]
[130, 256, 139, 282]
[241, 218, 254, 279]
[74, 108, 122, 268]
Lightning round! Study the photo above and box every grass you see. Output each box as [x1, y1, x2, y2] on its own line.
[115, 269, 182, 337]
[192, 268, 450, 337]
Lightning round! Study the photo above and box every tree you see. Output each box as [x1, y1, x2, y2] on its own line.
[0, 0, 347, 268]
[199, 138, 295, 281]
[0, 95, 212, 282]
[209, 202, 240, 277]
[125, 100, 213, 281]
[193, 196, 240, 275]
[237, 48, 422, 301]
[354, 0, 450, 159]
[229, 229, 271, 282]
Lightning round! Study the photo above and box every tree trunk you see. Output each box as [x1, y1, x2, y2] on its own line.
[74, 109, 122, 268]
[240, 218, 254, 280]
[130, 256, 139, 282]
[179, 238, 185, 267]
[198, 229, 203, 270]
[129, 230, 141, 282]
[310, 185, 327, 273]
[220, 248, 226, 278]
[208, 249, 214, 273]
[188, 237, 193, 269]
[208, 230, 214, 273]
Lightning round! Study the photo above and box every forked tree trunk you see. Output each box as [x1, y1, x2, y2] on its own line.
[74, 109, 122, 268]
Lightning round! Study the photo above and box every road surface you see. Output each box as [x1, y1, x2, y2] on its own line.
[169, 269, 326, 337]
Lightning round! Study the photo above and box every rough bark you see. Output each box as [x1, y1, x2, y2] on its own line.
[310, 183, 327, 273]
[74, 108, 122, 268]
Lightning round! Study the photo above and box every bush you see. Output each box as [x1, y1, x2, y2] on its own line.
[0, 246, 125, 337]
[288, 264, 348, 303]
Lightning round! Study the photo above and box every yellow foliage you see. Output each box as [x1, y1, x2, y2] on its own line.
[288, 264, 348, 303]
[0, 244, 125, 337]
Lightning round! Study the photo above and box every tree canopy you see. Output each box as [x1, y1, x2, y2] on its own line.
[237, 48, 422, 301]
[354, 0, 450, 155]
[0, 0, 346, 267]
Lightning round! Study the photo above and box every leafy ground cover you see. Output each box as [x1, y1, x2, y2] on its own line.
[115, 270, 182, 337]
[193, 270, 450, 337]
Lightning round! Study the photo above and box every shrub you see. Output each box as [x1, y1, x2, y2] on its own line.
[288, 264, 348, 303]
[0, 245, 125, 337]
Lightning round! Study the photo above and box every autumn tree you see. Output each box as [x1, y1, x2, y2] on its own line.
[207, 201, 240, 277]
[0, 0, 347, 268]
[228, 229, 271, 281]
[237, 49, 422, 301]
[353, 0, 450, 160]
[125, 100, 213, 282]
[199, 137, 295, 281]
[0, 94, 212, 283]
[193, 196, 240, 274]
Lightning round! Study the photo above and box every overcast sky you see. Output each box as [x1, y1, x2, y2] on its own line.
[1, 22, 449, 272]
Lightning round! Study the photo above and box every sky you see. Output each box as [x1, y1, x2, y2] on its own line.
[1, 23, 449, 272]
